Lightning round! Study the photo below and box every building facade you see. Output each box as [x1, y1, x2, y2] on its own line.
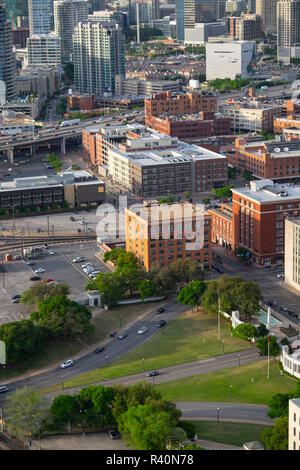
[205, 40, 256, 80]
[125, 201, 212, 271]
[220, 102, 281, 132]
[0, 2, 15, 102]
[232, 179, 300, 265]
[28, 0, 51, 35]
[184, 21, 226, 44]
[73, 18, 125, 96]
[27, 34, 61, 66]
[284, 217, 300, 292]
[54, 0, 89, 63]
[208, 203, 235, 249]
[289, 398, 300, 450]
[277, 0, 300, 63]
[256, 0, 278, 34]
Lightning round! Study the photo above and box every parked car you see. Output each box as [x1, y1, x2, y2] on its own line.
[73, 257, 84, 263]
[118, 333, 128, 340]
[0, 385, 8, 394]
[26, 260, 35, 265]
[138, 326, 147, 335]
[94, 346, 105, 354]
[156, 307, 165, 314]
[60, 359, 74, 369]
[77, 229, 81, 233]
[280, 306, 288, 311]
[70, 216, 75, 221]
[82, 263, 92, 269]
[11, 297, 20, 303]
[30, 275, 41, 281]
[11, 294, 21, 301]
[146, 370, 159, 377]
[107, 429, 119, 439]
[156, 320, 166, 328]
[48, 250, 55, 255]
[277, 273, 284, 278]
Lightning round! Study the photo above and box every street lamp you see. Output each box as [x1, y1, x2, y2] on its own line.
[230, 384, 232, 399]
[222, 341, 224, 354]
[142, 358, 145, 371]
[106, 355, 109, 368]
[238, 354, 241, 367]
[61, 376, 64, 390]
[217, 407, 220, 422]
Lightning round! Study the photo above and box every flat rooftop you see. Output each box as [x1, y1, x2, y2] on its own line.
[232, 179, 300, 203]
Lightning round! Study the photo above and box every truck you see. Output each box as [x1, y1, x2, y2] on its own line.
[60, 119, 80, 127]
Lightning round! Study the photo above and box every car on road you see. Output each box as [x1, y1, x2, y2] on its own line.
[107, 429, 120, 439]
[60, 359, 74, 369]
[11, 294, 21, 300]
[70, 216, 75, 221]
[73, 257, 84, 263]
[156, 307, 165, 314]
[280, 305, 288, 311]
[277, 273, 284, 278]
[146, 370, 159, 377]
[156, 320, 166, 328]
[34, 268, 45, 273]
[0, 385, 8, 394]
[26, 260, 35, 265]
[288, 310, 297, 317]
[48, 250, 55, 255]
[138, 326, 147, 335]
[118, 333, 128, 340]
[79, 220, 85, 225]
[30, 275, 41, 281]
[94, 346, 105, 354]
[11, 298, 20, 303]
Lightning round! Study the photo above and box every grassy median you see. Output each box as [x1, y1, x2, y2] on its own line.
[157, 360, 296, 405]
[41, 308, 251, 393]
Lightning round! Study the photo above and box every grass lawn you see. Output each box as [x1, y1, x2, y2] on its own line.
[157, 360, 297, 405]
[43, 308, 251, 392]
[0, 303, 153, 382]
[187, 420, 268, 447]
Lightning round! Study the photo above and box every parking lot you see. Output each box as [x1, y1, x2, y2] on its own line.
[0, 242, 109, 326]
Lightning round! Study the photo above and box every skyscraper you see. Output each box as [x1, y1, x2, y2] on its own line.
[54, 0, 89, 63]
[73, 16, 125, 96]
[28, 0, 51, 35]
[0, 2, 15, 102]
[256, 0, 278, 34]
[176, 0, 225, 40]
[5, 0, 28, 25]
[277, 0, 300, 63]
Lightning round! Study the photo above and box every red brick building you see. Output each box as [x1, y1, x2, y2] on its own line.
[232, 179, 300, 266]
[145, 90, 231, 139]
[208, 203, 235, 250]
[68, 94, 95, 111]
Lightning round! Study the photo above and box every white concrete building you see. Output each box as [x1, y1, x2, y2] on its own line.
[205, 40, 256, 80]
[281, 345, 300, 379]
[27, 34, 61, 66]
[285, 217, 300, 292]
[184, 22, 226, 45]
[289, 398, 300, 450]
[54, 0, 89, 63]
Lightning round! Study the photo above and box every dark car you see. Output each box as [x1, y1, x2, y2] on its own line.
[70, 216, 75, 221]
[77, 228, 81, 232]
[30, 275, 41, 281]
[146, 370, 159, 377]
[11, 294, 21, 300]
[94, 346, 105, 354]
[156, 320, 166, 328]
[11, 298, 20, 303]
[156, 307, 165, 314]
[118, 333, 128, 340]
[107, 429, 119, 439]
[289, 310, 297, 317]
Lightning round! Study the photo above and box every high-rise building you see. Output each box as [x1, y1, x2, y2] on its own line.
[5, 0, 28, 25]
[73, 17, 125, 96]
[256, 0, 278, 34]
[228, 13, 263, 40]
[277, 0, 300, 63]
[176, 0, 225, 40]
[0, 2, 15, 103]
[54, 0, 89, 63]
[27, 34, 61, 66]
[28, 0, 51, 35]
[89, 0, 106, 14]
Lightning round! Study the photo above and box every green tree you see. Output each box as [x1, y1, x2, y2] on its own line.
[256, 335, 280, 357]
[138, 280, 157, 300]
[261, 417, 288, 450]
[117, 404, 175, 450]
[112, 382, 161, 421]
[232, 323, 257, 341]
[5, 386, 48, 440]
[211, 185, 234, 199]
[0, 320, 44, 362]
[49, 394, 79, 432]
[20, 282, 69, 306]
[30, 295, 93, 339]
[86, 272, 126, 306]
[267, 392, 294, 419]
[177, 280, 207, 310]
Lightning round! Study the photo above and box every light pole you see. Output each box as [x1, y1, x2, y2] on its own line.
[119, 314, 122, 328]
[238, 354, 241, 367]
[230, 384, 232, 399]
[106, 355, 109, 368]
[61, 375, 64, 390]
[142, 358, 145, 371]
[222, 341, 224, 354]
[217, 407, 220, 423]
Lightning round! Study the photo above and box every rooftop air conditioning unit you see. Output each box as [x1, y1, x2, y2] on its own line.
[283, 147, 289, 152]
[274, 148, 281, 153]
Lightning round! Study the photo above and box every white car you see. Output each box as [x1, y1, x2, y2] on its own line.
[277, 273, 284, 278]
[138, 326, 147, 335]
[82, 263, 92, 269]
[48, 250, 55, 255]
[60, 359, 74, 369]
[73, 257, 84, 263]
[26, 260, 35, 265]
[34, 268, 45, 273]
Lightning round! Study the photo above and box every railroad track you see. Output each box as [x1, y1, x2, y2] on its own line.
[0, 234, 97, 253]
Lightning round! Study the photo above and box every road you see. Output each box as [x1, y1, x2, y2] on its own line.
[177, 401, 272, 425]
[0, 297, 189, 396]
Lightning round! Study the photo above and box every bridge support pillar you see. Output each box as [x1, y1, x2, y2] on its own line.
[61, 137, 66, 155]
[6, 148, 14, 164]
